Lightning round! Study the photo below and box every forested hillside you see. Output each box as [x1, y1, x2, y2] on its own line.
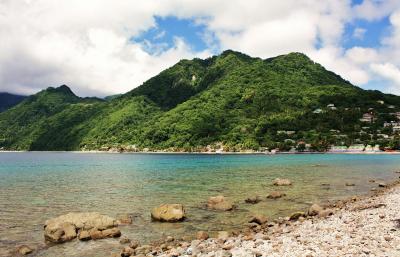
[1, 50, 400, 151]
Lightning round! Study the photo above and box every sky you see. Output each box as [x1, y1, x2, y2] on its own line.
[2, 0, 400, 97]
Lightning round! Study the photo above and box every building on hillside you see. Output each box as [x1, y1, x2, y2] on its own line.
[396, 112, 400, 120]
[384, 122, 400, 128]
[377, 100, 385, 105]
[388, 105, 396, 109]
[393, 125, 400, 132]
[347, 144, 365, 152]
[329, 145, 348, 152]
[365, 145, 382, 152]
[327, 104, 337, 110]
[277, 130, 296, 135]
[360, 113, 374, 123]
[313, 108, 323, 114]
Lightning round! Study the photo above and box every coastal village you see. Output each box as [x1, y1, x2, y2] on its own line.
[85, 100, 400, 154]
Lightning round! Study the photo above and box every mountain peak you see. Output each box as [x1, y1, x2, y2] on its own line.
[45, 85, 76, 96]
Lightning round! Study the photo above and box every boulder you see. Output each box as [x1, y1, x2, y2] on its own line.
[102, 228, 121, 238]
[267, 191, 286, 199]
[44, 222, 77, 243]
[207, 196, 233, 211]
[308, 204, 323, 216]
[249, 214, 268, 225]
[129, 240, 140, 249]
[273, 178, 292, 186]
[217, 231, 230, 240]
[196, 231, 209, 240]
[245, 196, 261, 204]
[116, 213, 133, 225]
[44, 212, 117, 243]
[121, 246, 135, 257]
[16, 245, 33, 255]
[289, 211, 306, 221]
[318, 209, 334, 218]
[345, 183, 355, 186]
[378, 183, 387, 187]
[151, 204, 186, 222]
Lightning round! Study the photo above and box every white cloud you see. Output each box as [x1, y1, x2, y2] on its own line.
[1, 0, 400, 96]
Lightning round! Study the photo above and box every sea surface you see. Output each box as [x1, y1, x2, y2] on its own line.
[0, 152, 399, 256]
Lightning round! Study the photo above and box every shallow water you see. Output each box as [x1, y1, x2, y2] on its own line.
[0, 152, 399, 256]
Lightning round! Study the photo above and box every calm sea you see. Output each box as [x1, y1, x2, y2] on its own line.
[0, 152, 399, 256]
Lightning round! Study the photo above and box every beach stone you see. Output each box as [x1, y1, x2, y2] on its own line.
[16, 245, 33, 255]
[318, 209, 334, 218]
[249, 214, 268, 225]
[207, 196, 233, 211]
[245, 196, 261, 204]
[217, 231, 230, 240]
[119, 237, 131, 244]
[345, 183, 355, 186]
[273, 178, 292, 186]
[129, 240, 140, 249]
[379, 183, 387, 187]
[78, 230, 91, 241]
[196, 231, 209, 240]
[121, 246, 135, 257]
[308, 204, 323, 216]
[102, 227, 121, 238]
[44, 222, 77, 243]
[267, 191, 286, 199]
[44, 212, 117, 243]
[151, 204, 186, 222]
[116, 213, 133, 224]
[289, 211, 306, 221]
[89, 229, 104, 240]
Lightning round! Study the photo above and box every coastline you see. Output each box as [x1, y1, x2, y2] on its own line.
[109, 179, 400, 257]
[2, 150, 400, 155]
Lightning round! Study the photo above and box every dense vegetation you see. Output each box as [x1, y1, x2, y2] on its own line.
[1, 50, 400, 152]
[0, 93, 27, 112]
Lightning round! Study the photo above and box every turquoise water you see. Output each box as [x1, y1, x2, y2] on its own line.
[0, 153, 399, 256]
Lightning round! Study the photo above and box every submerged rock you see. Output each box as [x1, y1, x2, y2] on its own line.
[289, 211, 306, 220]
[16, 245, 33, 255]
[44, 212, 118, 243]
[196, 231, 209, 240]
[273, 178, 292, 186]
[116, 213, 133, 225]
[249, 214, 268, 225]
[245, 196, 262, 204]
[207, 196, 233, 211]
[217, 231, 230, 240]
[151, 204, 186, 222]
[267, 191, 286, 199]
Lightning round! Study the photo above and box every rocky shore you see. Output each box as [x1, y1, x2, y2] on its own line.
[13, 178, 400, 256]
[111, 181, 400, 257]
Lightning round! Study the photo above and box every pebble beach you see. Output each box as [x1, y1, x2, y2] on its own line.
[143, 182, 400, 257]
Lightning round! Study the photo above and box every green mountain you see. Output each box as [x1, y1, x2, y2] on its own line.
[1, 50, 400, 151]
[0, 93, 27, 112]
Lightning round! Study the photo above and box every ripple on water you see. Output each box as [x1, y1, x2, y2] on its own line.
[0, 152, 399, 257]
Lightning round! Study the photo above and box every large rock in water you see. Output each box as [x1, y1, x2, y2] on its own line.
[151, 204, 186, 222]
[44, 212, 118, 243]
[207, 196, 233, 211]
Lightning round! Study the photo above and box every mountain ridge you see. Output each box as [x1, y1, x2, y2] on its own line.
[1, 50, 400, 151]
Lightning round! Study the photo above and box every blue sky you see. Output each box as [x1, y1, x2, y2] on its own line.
[3, 0, 400, 96]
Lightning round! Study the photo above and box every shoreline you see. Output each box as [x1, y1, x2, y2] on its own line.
[2, 150, 400, 155]
[109, 179, 400, 257]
